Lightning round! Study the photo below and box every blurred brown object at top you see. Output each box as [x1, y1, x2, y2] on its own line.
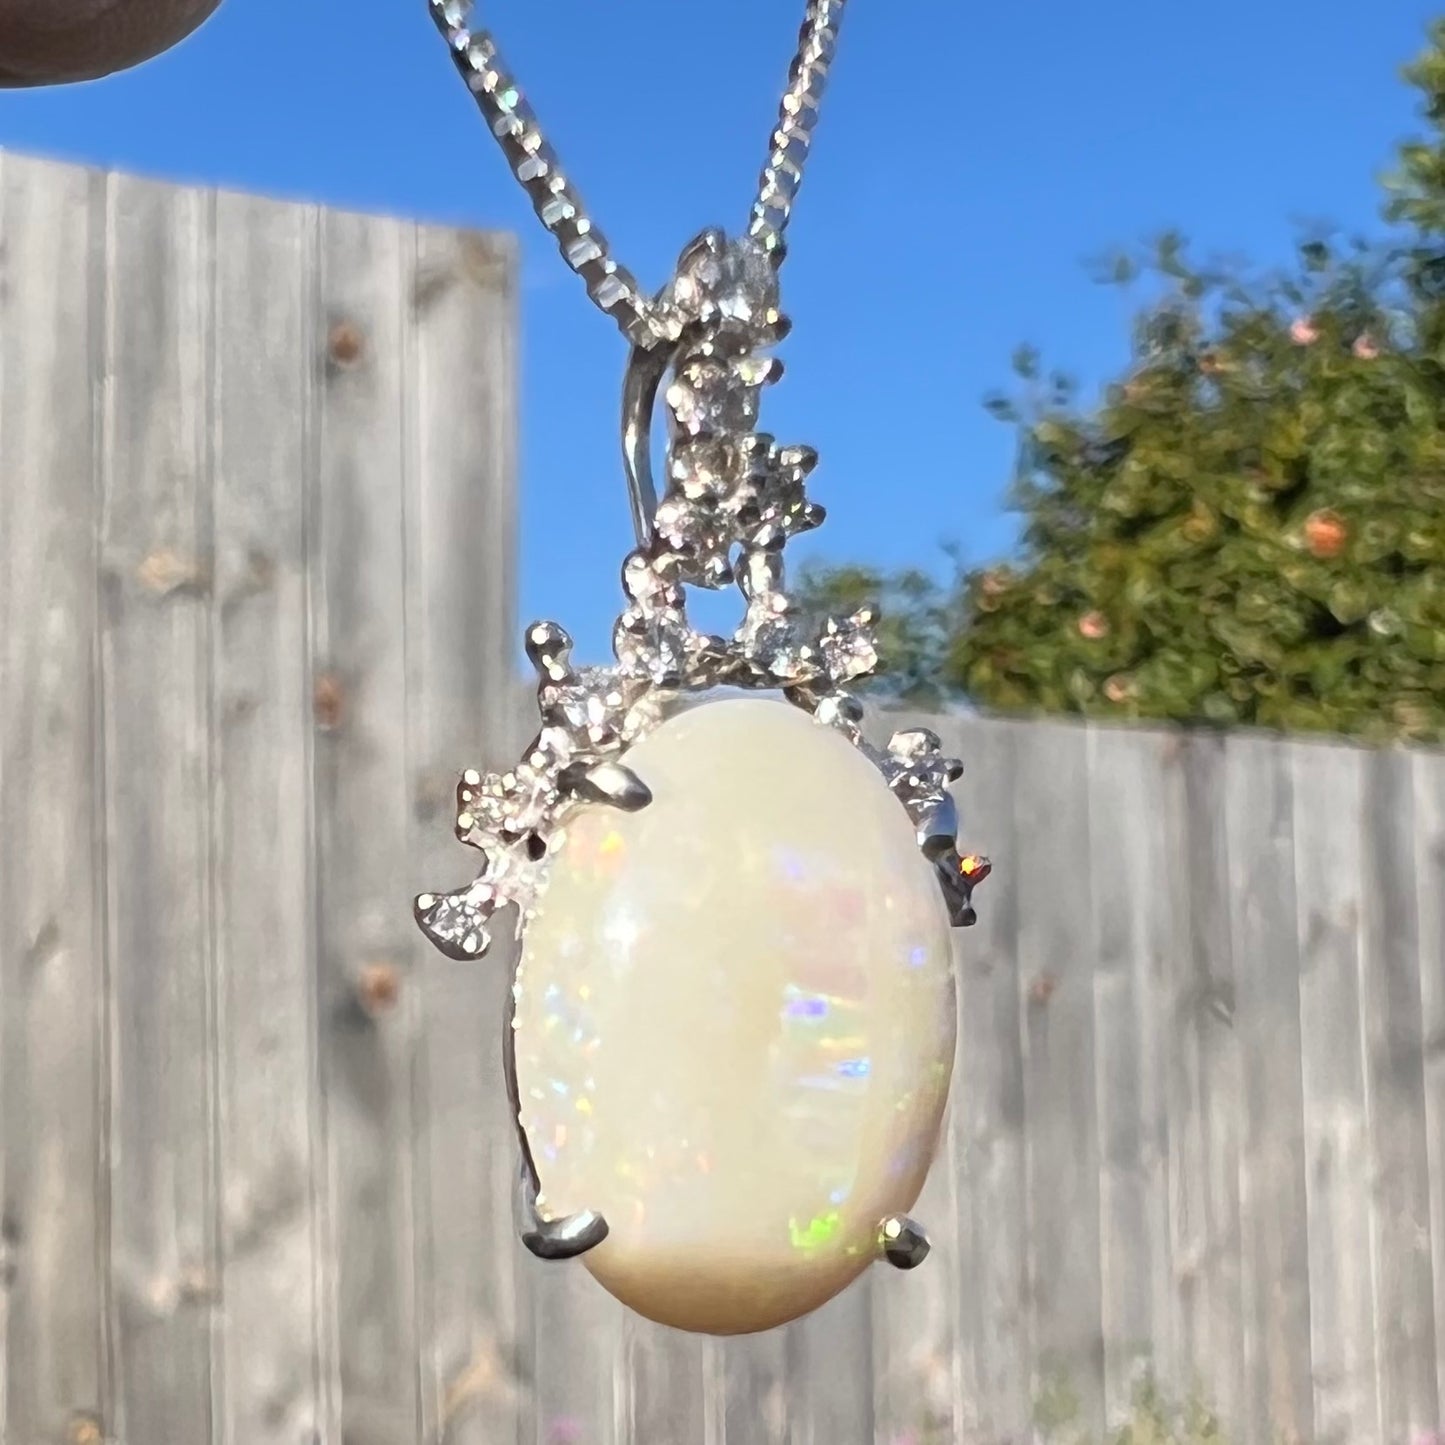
[0, 0, 220, 85]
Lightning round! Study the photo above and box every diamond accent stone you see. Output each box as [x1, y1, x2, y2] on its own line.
[538, 667, 649, 756]
[417, 885, 494, 959]
[614, 606, 701, 686]
[817, 609, 879, 685]
[651, 495, 736, 587]
[667, 358, 762, 438]
[882, 728, 966, 809]
[663, 232, 781, 339]
[458, 761, 558, 841]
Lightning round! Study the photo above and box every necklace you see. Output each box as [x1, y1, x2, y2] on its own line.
[415, 0, 989, 1337]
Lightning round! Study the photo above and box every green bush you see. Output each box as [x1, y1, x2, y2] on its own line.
[798, 23, 1445, 744]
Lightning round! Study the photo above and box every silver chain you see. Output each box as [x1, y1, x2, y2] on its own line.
[428, 0, 847, 348]
[748, 1, 845, 256]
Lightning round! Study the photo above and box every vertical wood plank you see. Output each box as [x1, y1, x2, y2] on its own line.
[1360, 748, 1440, 1443]
[1413, 748, 1445, 1417]
[0, 151, 109, 1444]
[950, 714, 1030, 1444]
[99, 167, 220, 1445]
[1086, 723, 1177, 1423]
[1014, 717, 1104, 1441]
[310, 205, 420, 1444]
[869, 705, 971, 1445]
[404, 225, 526, 1444]
[1291, 740, 1378, 1445]
[526, 1262, 624, 1445]
[784, 1285, 875, 1445]
[209, 186, 327, 1445]
[1225, 733, 1312, 1445]
[1162, 729, 1244, 1430]
[718, 1330, 786, 1445]
[619, 1306, 712, 1443]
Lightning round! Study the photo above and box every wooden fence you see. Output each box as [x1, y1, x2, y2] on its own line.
[1, 153, 1443, 1445]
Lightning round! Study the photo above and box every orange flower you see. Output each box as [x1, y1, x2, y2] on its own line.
[1352, 334, 1380, 360]
[1289, 316, 1319, 345]
[1078, 610, 1109, 640]
[1103, 675, 1133, 703]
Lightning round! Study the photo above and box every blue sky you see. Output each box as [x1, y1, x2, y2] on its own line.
[2, 0, 1441, 657]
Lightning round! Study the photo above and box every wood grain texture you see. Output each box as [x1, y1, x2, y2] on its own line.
[1360, 748, 1440, 1443]
[950, 714, 1031, 1444]
[1162, 728, 1245, 1430]
[98, 165, 220, 1445]
[208, 187, 326, 1445]
[309, 205, 422, 1445]
[0, 150, 110, 1445]
[1225, 733, 1312, 1445]
[618, 1313, 713, 1445]
[404, 224, 524, 1445]
[784, 1285, 875, 1445]
[1414, 748, 1445, 1419]
[1291, 740, 1377, 1445]
[1013, 718, 1104, 1440]
[1086, 723, 1176, 1423]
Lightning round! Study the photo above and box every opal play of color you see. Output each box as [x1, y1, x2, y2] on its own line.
[512, 697, 957, 1335]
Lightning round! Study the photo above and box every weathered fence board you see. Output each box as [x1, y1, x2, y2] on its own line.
[405, 223, 522, 1445]
[99, 166, 219, 1445]
[1227, 736, 1314, 1445]
[1360, 749, 1440, 1443]
[1292, 742, 1377, 1445]
[950, 713, 1031, 1443]
[1164, 728, 1247, 1432]
[1088, 724, 1176, 1423]
[209, 185, 324, 1445]
[1015, 719, 1106, 1440]
[0, 149, 110, 1445]
[311, 203, 424, 1445]
[1415, 750, 1445, 1419]
[4, 153, 1445, 1445]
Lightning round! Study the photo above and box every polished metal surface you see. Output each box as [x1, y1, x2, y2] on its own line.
[878, 1215, 931, 1271]
[747, 0, 848, 256]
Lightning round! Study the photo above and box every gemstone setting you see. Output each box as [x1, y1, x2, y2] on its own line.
[514, 697, 957, 1334]
[414, 231, 989, 1334]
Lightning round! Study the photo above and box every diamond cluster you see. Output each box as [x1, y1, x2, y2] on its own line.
[416, 231, 986, 961]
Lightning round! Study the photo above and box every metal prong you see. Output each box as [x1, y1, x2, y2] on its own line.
[414, 887, 494, 961]
[558, 759, 652, 812]
[878, 1214, 930, 1270]
[525, 621, 574, 683]
[914, 793, 960, 861]
[887, 728, 965, 787]
[676, 226, 728, 271]
[888, 726, 943, 759]
[934, 850, 990, 928]
[515, 1161, 609, 1261]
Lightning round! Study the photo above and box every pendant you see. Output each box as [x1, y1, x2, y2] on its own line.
[415, 230, 989, 1336]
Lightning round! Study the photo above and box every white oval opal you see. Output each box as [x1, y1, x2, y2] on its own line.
[513, 697, 957, 1335]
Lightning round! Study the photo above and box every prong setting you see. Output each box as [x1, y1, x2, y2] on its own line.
[515, 1162, 610, 1261]
[878, 1214, 931, 1270]
[414, 228, 988, 1268]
